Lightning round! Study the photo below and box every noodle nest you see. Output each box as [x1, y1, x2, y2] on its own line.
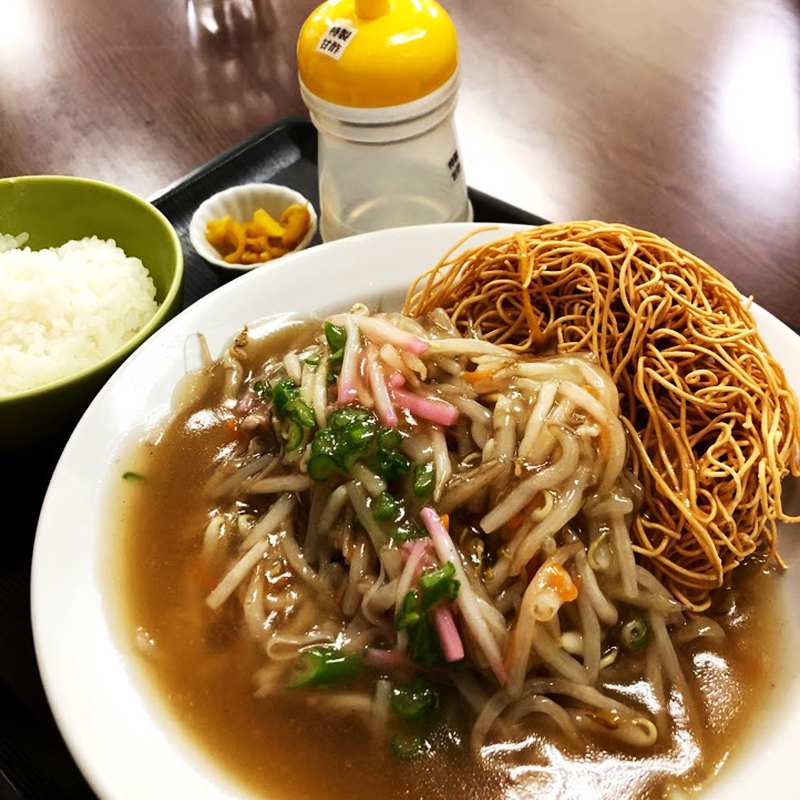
[405, 221, 800, 611]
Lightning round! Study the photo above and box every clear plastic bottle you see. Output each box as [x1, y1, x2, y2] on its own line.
[297, 0, 472, 241]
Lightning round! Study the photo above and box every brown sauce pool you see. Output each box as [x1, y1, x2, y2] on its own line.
[107, 323, 788, 800]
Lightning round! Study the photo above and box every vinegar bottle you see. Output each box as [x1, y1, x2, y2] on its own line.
[297, 0, 472, 241]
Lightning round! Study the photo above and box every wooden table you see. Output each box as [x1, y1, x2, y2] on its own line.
[0, 2, 798, 797]
[1, 0, 799, 325]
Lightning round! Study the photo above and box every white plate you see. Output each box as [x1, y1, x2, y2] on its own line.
[31, 223, 800, 800]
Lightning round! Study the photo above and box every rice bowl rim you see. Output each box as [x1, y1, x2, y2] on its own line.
[0, 174, 184, 404]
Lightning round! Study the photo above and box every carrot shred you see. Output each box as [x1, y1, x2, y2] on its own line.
[196, 559, 218, 593]
[581, 383, 600, 400]
[539, 563, 578, 602]
[506, 511, 526, 532]
[464, 369, 494, 385]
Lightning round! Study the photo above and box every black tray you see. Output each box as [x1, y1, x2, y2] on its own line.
[0, 117, 547, 800]
[151, 117, 548, 308]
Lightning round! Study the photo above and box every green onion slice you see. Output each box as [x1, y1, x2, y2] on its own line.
[289, 646, 364, 689]
[391, 678, 439, 721]
[372, 492, 403, 521]
[620, 611, 651, 649]
[324, 321, 347, 351]
[389, 734, 430, 760]
[412, 461, 435, 497]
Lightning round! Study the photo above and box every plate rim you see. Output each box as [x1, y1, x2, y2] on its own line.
[31, 221, 800, 800]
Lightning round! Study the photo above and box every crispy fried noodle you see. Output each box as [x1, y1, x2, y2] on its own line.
[405, 221, 800, 611]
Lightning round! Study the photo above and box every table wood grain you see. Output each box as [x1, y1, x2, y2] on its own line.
[1, 0, 798, 324]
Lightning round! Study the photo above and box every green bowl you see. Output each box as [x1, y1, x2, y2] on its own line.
[0, 175, 184, 451]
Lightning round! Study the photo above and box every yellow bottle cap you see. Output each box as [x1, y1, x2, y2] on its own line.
[297, 0, 459, 108]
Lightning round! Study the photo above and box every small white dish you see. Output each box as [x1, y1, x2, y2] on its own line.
[189, 183, 317, 273]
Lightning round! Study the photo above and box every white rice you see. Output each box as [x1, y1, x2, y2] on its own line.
[0, 232, 29, 253]
[0, 234, 160, 396]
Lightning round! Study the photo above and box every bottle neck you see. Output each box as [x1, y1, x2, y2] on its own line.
[300, 69, 460, 143]
[354, 0, 391, 20]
